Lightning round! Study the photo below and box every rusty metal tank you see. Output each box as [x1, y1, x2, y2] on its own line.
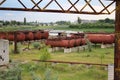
[74, 37, 85, 46]
[46, 38, 61, 47]
[46, 37, 87, 48]
[41, 31, 49, 39]
[33, 31, 42, 40]
[24, 31, 34, 41]
[61, 37, 75, 48]
[81, 38, 86, 45]
[0, 32, 6, 39]
[7, 32, 14, 41]
[87, 34, 114, 44]
[17, 32, 25, 41]
[71, 33, 85, 38]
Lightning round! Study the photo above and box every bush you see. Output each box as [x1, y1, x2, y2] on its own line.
[30, 68, 58, 80]
[69, 23, 114, 29]
[39, 44, 51, 61]
[33, 42, 40, 49]
[0, 63, 22, 80]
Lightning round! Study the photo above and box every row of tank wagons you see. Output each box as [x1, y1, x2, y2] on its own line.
[0, 30, 49, 41]
[45, 37, 86, 48]
[45, 33, 115, 48]
[0, 30, 115, 44]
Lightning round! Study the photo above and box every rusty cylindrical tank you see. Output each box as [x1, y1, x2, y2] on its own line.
[7, 32, 14, 41]
[33, 31, 42, 40]
[87, 34, 114, 44]
[0, 32, 6, 39]
[24, 31, 34, 41]
[41, 31, 49, 39]
[17, 32, 26, 41]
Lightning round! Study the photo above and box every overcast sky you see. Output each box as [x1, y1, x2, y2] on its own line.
[0, 0, 115, 22]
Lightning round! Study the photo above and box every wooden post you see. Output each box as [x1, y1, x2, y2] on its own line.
[14, 31, 18, 54]
[115, 0, 120, 79]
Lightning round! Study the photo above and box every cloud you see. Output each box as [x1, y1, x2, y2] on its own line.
[5, 13, 14, 16]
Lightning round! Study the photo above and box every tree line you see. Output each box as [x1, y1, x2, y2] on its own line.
[0, 18, 27, 26]
[69, 18, 115, 29]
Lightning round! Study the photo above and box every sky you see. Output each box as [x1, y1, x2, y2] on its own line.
[0, 0, 115, 22]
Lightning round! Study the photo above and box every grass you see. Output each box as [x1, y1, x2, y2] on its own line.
[0, 25, 114, 80]
[53, 25, 114, 33]
[10, 42, 114, 64]
[15, 61, 108, 80]
[0, 25, 114, 33]
[0, 25, 56, 32]
[8, 42, 114, 80]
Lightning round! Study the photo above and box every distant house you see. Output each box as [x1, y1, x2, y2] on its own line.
[52, 23, 58, 26]
[73, 20, 97, 24]
[81, 20, 97, 24]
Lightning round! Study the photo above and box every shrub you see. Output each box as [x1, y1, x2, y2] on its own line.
[39, 44, 51, 61]
[33, 42, 40, 49]
[69, 23, 114, 29]
[0, 63, 22, 80]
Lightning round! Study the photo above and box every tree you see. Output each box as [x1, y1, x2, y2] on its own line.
[104, 18, 110, 23]
[98, 18, 115, 24]
[11, 20, 16, 25]
[77, 17, 81, 24]
[24, 17, 26, 25]
[3, 21, 10, 26]
[56, 21, 71, 25]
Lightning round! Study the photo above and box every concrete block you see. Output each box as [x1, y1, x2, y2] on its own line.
[101, 44, 106, 48]
[55, 47, 59, 51]
[71, 47, 78, 52]
[78, 46, 84, 52]
[0, 39, 9, 66]
[48, 48, 53, 53]
[64, 48, 71, 53]
[108, 64, 114, 80]
[112, 43, 115, 47]
[101, 44, 113, 48]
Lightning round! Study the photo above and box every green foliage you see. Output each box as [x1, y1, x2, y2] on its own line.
[44, 69, 58, 80]
[10, 43, 21, 54]
[100, 53, 105, 64]
[44, 69, 52, 80]
[9, 41, 113, 80]
[84, 67, 107, 80]
[21, 63, 58, 80]
[98, 18, 115, 24]
[24, 17, 27, 25]
[85, 35, 92, 52]
[0, 63, 22, 80]
[69, 22, 114, 29]
[77, 17, 81, 24]
[39, 44, 51, 61]
[33, 42, 40, 49]
[56, 21, 71, 25]
[30, 71, 41, 80]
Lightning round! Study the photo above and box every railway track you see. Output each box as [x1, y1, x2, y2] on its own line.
[32, 59, 108, 66]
